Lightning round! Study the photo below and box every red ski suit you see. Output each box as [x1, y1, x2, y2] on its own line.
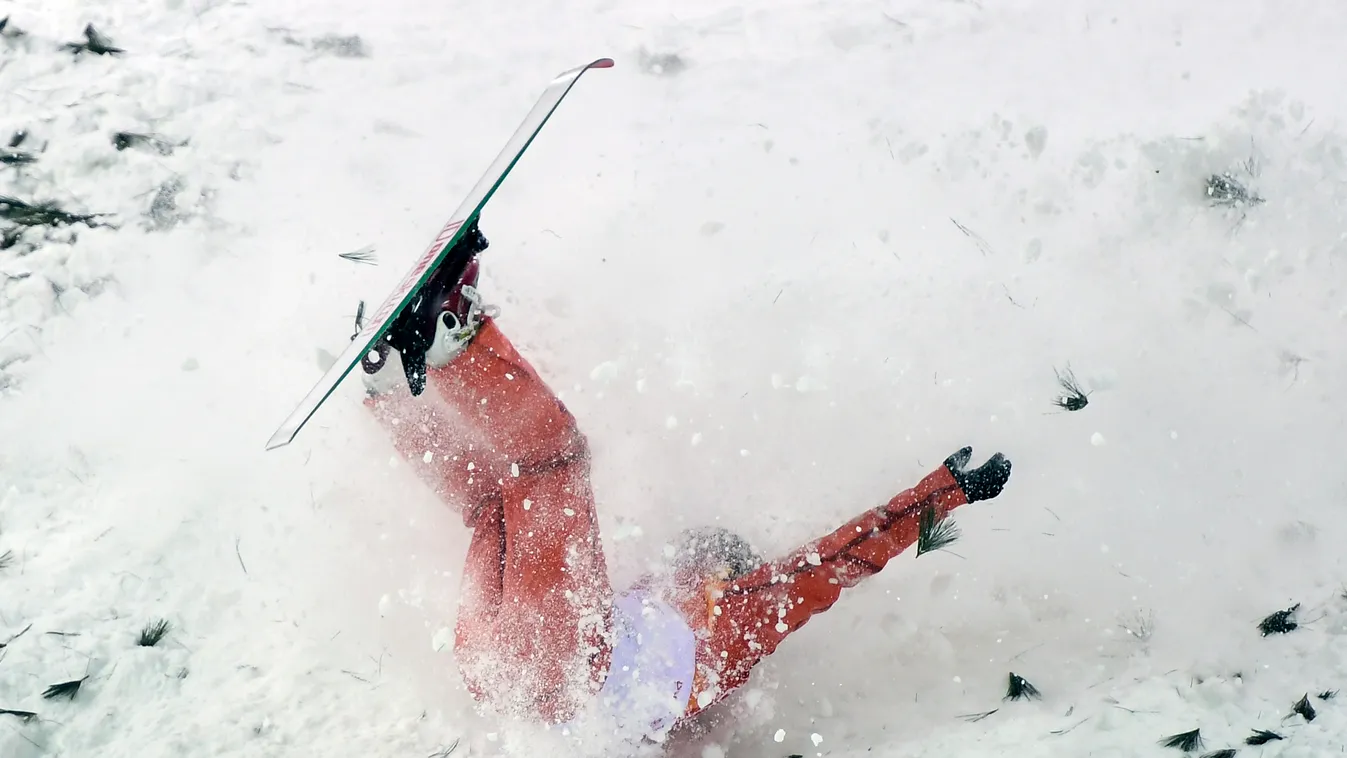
[366, 318, 971, 727]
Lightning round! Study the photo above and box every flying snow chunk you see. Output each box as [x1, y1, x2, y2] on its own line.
[811, 733, 823, 746]
[590, 360, 620, 383]
[795, 376, 826, 392]
[1091, 432, 1106, 446]
[666, 415, 679, 429]
[774, 728, 786, 743]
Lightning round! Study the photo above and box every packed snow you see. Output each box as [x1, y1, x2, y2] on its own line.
[4, 1, 1347, 757]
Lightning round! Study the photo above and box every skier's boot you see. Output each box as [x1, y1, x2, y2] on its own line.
[361, 222, 497, 397]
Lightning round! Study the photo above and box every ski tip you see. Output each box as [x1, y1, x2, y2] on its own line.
[590, 58, 615, 69]
[265, 427, 295, 451]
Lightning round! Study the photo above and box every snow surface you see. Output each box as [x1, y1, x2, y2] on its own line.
[4, 1, 1347, 756]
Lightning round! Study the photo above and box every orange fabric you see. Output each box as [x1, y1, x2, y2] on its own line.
[364, 318, 613, 724]
[677, 465, 968, 716]
[366, 317, 975, 729]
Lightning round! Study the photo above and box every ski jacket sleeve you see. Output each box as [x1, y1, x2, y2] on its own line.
[687, 463, 968, 714]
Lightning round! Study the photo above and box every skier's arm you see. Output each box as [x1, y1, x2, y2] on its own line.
[707, 449, 1010, 689]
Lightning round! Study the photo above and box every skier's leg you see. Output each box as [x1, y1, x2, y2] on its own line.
[433, 319, 612, 724]
[362, 256, 612, 724]
[687, 450, 1009, 713]
[364, 354, 508, 525]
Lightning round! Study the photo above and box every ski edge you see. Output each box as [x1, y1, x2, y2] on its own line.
[264, 57, 613, 451]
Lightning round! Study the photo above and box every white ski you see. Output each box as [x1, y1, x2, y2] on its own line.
[266, 57, 614, 450]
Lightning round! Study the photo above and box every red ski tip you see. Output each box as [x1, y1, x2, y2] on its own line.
[590, 58, 615, 69]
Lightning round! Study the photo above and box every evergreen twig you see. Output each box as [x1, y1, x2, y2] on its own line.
[1257, 603, 1299, 636]
[0, 150, 36, 165]
[1206, 173, 1264, 207]
[0, 195, 111, 228]
[42, 676, 88, 701]
[0, 623, 32, 648]
[137, 619, 171, 647]
[1160, 729, 1204, 752]
[916, 506, 960, 556]
[1004, 672, 1041, 701]
[1051, 365, 1090, 411]
[65, 24, 124, 56]
[338, 245, 377, 265]
[112, 132, 177, 156]
[350, 300, 366, 341]
[0, 16, 26, 38]
[1244, 730, 1282, 746]
[1291, 693, 1316, 721]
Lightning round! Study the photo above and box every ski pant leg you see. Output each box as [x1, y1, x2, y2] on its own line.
[365, 318, 613, 724]
[690, 464, 967, 712]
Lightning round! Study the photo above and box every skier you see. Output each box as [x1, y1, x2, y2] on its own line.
[360, 224, 1013, 743]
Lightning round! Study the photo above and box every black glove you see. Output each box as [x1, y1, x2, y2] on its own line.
[944, 446, 1011, 503]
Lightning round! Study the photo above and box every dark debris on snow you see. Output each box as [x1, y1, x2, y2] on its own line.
[0, 196, 112, 229]
[42, 676, 88, 701]
[137, 619, 172, 647]
[1291, 693, 1316, 722]
[1052, 365, 1090, 412]
[64, 24, 124, 56]
[311, 33, 369, 58]
[1205, 172, 1264, 207]
[1004, 672, 1042, 702]
[113, 131, 179, 156]
[0, 16, 28, 39]
[1258, 604, 1299, 636]
[1245, 730, 1283, 746]
[1160, 728, 1204, 752]
[0, 708, 38, 723]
